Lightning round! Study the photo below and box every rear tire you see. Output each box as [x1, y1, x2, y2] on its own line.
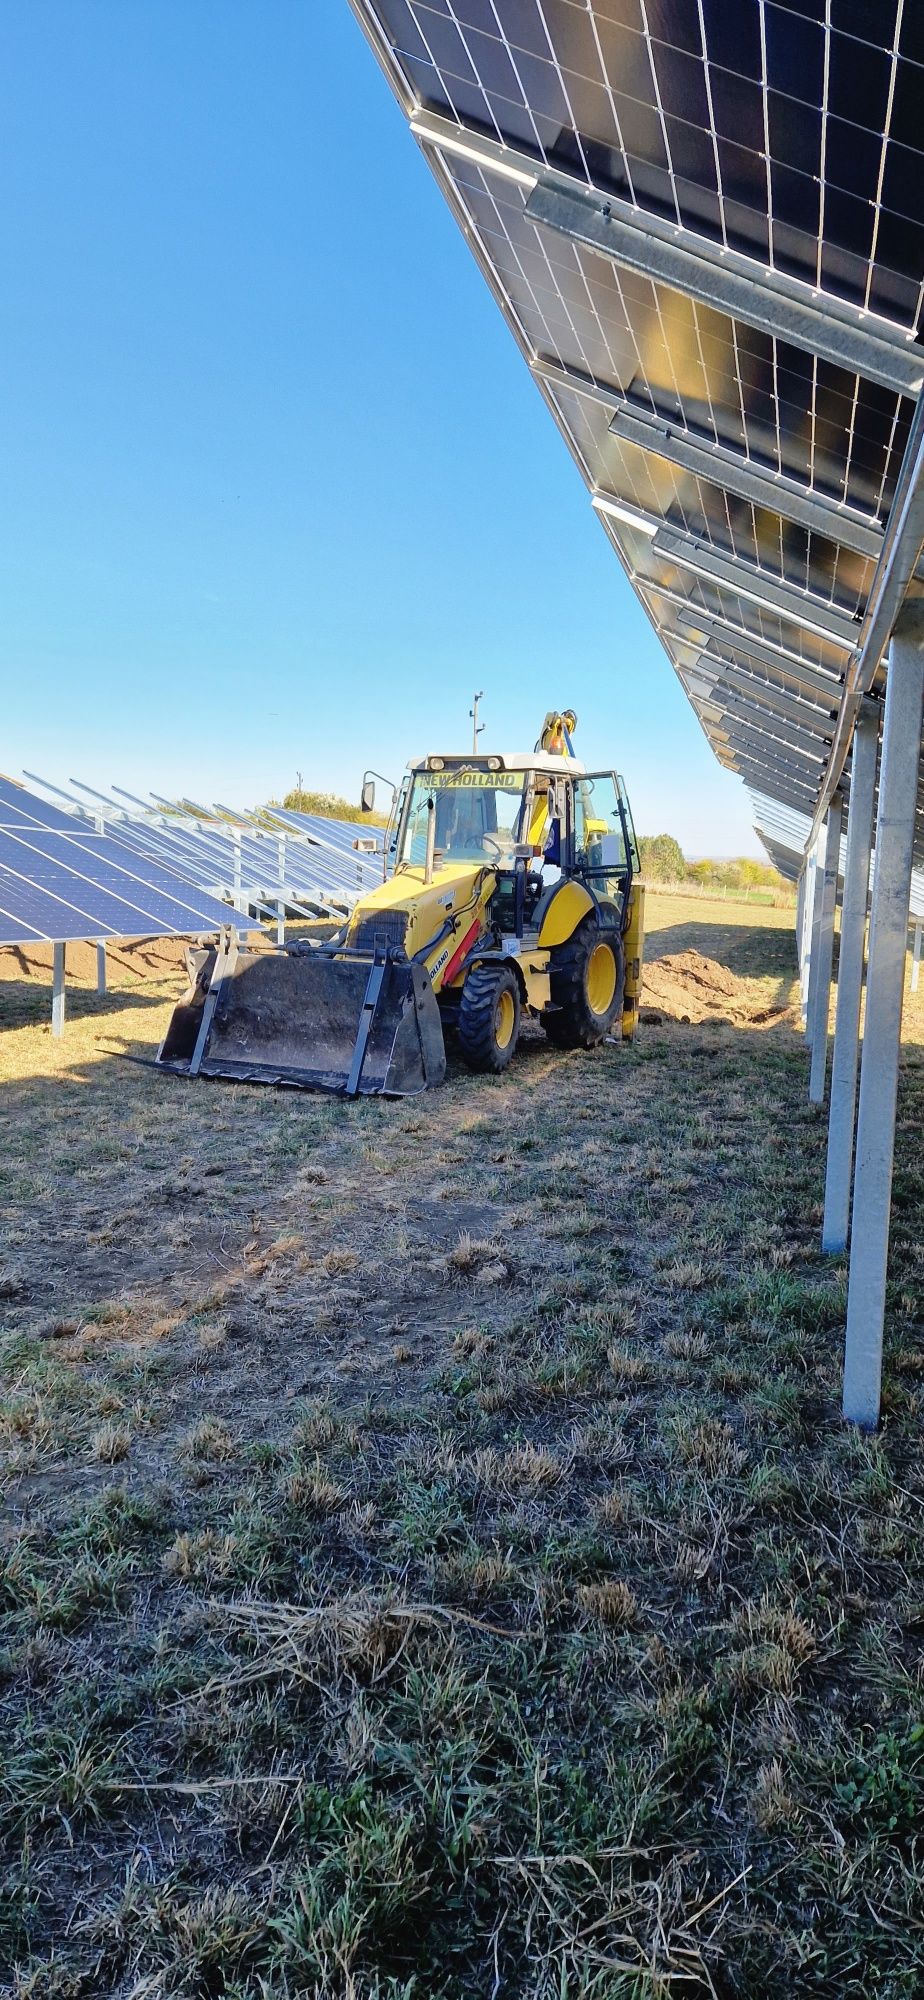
[458, 964, 521, 1073]
[544, 918, 625, 1049]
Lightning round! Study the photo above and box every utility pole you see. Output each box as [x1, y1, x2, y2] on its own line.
[470, 691, 484, 755]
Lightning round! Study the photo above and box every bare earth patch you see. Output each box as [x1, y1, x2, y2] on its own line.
[642, 946, 798, 1028]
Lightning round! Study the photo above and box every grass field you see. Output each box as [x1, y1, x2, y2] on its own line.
[2, 896, 924, 1997]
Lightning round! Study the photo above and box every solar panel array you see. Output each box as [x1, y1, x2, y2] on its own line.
[6, 775, 385, 947]
[750, 789, 924, 920]
[348, 0, 924, 860]
[0, 779, 236, 949]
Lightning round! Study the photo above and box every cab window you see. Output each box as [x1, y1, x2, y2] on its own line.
[574, 772, 629, 900]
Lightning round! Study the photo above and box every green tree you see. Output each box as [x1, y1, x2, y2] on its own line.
[638, 832, 686, 882]
[266, 786, 388, 827]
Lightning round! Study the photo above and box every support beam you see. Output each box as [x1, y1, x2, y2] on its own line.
[610, 412, 883, 563]
[715, 736, 820, 781]
[532, 356, 885, 560]
[671, 606, 846, 702]
[912, 920, 922, 993]
[713, 696, 832, 761]
[522, 177, 924, 400]
[652, 528, 861, 646]
[713, 716, 826, 771]
[52, 941, 65, 1038]
[717, 665, 836, 734]
[96, 943, 107, 996]
[719, 750, 817, 792]
[843, 606, 924, 1428]
[804, 832, 828, 1052]
[822, 704, 880, 1251]
[808, 794, 844, 1102]
[600, 495, 866, 645]
[717, 737, 825, 790]
[409, 109, 924, 398]
[712, 720, 820, 764]
[808, 395, 924, 843]
[718, 757, 817, 811]
[799, 843, 818, 1025]
[716, 732, 821, 778]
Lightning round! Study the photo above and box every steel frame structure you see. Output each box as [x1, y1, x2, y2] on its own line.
[349, 0, 924, 1429]
[530, 358, 886, 561]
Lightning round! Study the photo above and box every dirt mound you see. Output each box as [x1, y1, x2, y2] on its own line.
[0, 935, 189, 987]
[642, 948, 793, 1028]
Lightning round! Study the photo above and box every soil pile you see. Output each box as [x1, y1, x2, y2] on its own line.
[0, 935, 188, 986]
[641, 947, 795, 1028]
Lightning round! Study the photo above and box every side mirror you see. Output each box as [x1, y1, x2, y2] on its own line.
[360, 778, 376, 814]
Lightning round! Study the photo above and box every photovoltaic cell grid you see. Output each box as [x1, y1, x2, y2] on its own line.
[348, 0, 924, 860]
[0, 776, 386, 951]
[749, 792, 924, 918]
[0, 777, 242, 949]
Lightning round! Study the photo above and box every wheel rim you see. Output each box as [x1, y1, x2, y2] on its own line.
[494, 987, 516, 1049]
[586, 941, 617, 1015]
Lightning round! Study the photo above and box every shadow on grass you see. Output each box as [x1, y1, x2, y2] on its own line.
[0, 976, 171, 1035]
[645, 914, 798, 979]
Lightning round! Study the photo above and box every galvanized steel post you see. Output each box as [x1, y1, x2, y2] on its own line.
[799, 843, 816, 1028]
[808, 795, 844, 1103]
[232, 828, 243, 915]
[822, 705, 880, 1253]
[843, 606, 924, 1428]
[96, 943, 107, 996]
[277, 835, 286, 946]
[52, 942, 65, 1037]
[804, 837, 826, 1052]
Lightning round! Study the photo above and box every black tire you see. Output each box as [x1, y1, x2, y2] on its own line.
[544, 918, 625, 1049]
[457, 963, 521, 1073]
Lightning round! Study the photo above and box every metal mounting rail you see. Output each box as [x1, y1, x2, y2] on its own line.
[807, 392, 924, 849]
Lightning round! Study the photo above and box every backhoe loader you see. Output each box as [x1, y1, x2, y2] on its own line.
[157, 712, 645, 1096]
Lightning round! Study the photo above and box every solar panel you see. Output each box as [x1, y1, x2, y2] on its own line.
[0, 825, 238, 924]
[16, 777, 386, 925]
[749, 786, 924, 920]
[349, 0, 924, 860]
[0, 773, 96, 834]
[0, 823, 238, 949]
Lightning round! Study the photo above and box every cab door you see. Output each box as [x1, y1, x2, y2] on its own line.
[573, 771, 633, 921]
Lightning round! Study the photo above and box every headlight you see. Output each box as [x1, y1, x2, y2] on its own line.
[428, 757, 444, 771]
[487, 757, 501, 770]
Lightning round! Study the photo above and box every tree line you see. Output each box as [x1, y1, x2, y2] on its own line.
[638, 832, 791, 898]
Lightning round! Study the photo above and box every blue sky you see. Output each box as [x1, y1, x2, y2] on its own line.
[0, 0, 762, 856]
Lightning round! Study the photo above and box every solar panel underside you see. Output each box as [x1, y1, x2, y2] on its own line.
[350, 0, 924, 858]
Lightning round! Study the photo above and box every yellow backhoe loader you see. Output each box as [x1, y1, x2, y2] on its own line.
[158, 712, 645, 1096]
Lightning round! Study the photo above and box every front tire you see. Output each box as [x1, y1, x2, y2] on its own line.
[458, 964, 521, 1073]
[544, 918, 625, 1049]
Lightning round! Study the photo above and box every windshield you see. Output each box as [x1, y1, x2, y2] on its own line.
[399, 768, 529, 868]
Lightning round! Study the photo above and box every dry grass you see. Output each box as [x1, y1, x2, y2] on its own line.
[1, 895, 923, 1995]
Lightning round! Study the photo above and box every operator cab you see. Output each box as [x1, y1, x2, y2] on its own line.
[390, 753, 638, 938]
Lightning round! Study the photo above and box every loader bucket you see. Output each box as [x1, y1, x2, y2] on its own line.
[156, 945, 446, 1096]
